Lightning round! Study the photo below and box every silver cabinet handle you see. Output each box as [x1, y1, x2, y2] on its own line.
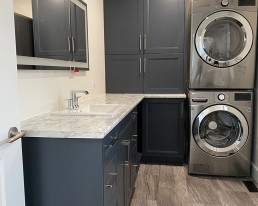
[124, 161, 130, 167]
[181, 103, 184, 120]
[0, 127, 26, 147]
[104, 136, 118, 150]
[144, 34, 147, 51]
[139, 58, 142, 74]
[122, 140, 130, 163]
[132, 164, 138, 174]
[139, 34, 142, 52]
[72, 36, 75, 52]
[68, 37, 71, 52]
[144, 58, 147, 74]
[104, 173, 117, 188]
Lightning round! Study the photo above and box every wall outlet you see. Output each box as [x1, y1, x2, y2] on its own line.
[92, 77, 97, 87]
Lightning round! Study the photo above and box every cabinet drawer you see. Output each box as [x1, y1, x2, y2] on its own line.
[103, 129, 118, 156]
[104, 152, 118, 206]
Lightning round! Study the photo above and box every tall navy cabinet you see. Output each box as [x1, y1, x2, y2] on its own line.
[104, 0, 185, 93]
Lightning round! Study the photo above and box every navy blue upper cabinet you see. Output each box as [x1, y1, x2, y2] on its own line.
[70, 2, 87, 62]
[144, 54, 184, 93]
[32, 0, 71, 60]
[104, 0, 184, 55]
[104, 0, 144, 55]
[32, 0, 88, 63]
[106, 55, 144, 93]
[144, 0, 185, 54]
[104, 0, 186, 93]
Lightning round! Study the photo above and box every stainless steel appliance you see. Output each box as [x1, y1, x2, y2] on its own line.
[189, 0, 257, 89]
[189, 91, 253, 176]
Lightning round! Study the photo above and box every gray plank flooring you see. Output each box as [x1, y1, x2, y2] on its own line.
[130, 164, 258, 206]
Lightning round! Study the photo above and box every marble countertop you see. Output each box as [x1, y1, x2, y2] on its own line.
[21, 93, 186, 139]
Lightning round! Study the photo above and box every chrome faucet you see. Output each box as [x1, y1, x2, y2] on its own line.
[69, 90, 89, 110]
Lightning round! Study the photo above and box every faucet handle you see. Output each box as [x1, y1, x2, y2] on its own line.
[74, 96, 81, 109]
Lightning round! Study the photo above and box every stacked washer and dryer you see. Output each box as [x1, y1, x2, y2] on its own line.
[188, 0, 257, 176]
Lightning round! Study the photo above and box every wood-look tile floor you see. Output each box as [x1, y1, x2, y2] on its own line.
[130, 164, 258, 206]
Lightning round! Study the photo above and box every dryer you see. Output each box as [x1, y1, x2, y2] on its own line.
[189, 90, 253, 176]
[189, 0, 257, 89]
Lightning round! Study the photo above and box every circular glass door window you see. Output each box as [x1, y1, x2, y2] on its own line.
[195, 11, 253, 68]
[199, 111, 241, 148]
[193, 105, 249, 157]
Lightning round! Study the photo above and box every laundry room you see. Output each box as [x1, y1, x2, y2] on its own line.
[1, 0, 258, 206]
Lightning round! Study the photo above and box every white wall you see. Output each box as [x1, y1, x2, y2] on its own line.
[13, 0, 32, 18]
[15, 0, 106, 120]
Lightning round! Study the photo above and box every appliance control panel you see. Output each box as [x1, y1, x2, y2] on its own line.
[189, 91, 252, 106]
[192, 0, 257, 14]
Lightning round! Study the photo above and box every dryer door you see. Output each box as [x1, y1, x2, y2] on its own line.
[193, 105, 249, 157]
[195, 11, 253, 68]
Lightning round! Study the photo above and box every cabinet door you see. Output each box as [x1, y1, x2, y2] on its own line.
[14, 14, 35, 70]
[117, 142, 125, 206]
[14, 14, 34, 57]
[70, 1, 88, 63]
[104, 0, 143, 55]
[142, 99, 185, 164]
[143, 0, 184, 54]
[130, 111, 140, 186]
[106, 55, 144, 93]
[143, 54, 184, 94]
[32, 0, 72, 60]
[104, 151, 118, 206]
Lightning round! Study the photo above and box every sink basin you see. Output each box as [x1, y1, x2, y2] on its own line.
[51, 104, 124, 116]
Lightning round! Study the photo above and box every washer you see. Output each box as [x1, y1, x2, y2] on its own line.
[189, 90, 253, 176]
[189, 0, 257, 89]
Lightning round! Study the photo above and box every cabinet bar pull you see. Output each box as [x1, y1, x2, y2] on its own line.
[139, 34, 142, 52]
[104, 136, 118, 150]
[122, 140, 130, 163]
[181, 103, 184, 119]
[139, 58, 142, 74]
[144, 34, 147, 51]
[72, 36, 75, 52]
[68, 37, 71, 52]
[104, 173, 117, 188]
[124, 161, 130, 167]
[144, 58, 147, 74]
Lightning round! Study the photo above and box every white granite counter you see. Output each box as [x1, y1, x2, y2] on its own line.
[21, 93, 186, 139]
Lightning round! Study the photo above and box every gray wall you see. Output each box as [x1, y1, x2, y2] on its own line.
[252, 87, 258, 181]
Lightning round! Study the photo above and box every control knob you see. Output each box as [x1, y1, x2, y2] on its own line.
[221, 0, 229, 7]
[218, 93, 225, 101]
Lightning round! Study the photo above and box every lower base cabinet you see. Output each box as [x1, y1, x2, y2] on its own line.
[22, 108, 141, 206]
[141, 98, 185, 164]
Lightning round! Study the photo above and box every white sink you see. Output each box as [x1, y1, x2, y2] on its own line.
[51, 104, 124, 116]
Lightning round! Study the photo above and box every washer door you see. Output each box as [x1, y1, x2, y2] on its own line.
[193, 105, 248, 157]
[195, 11, 253, 68]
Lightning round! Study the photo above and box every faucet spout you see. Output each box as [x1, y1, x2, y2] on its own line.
[70, 90, 89, 110]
